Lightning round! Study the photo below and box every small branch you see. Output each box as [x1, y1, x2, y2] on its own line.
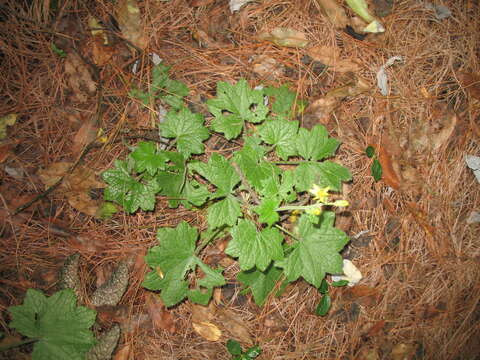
[231, 162, 260, 205]
[0, 338, 38, 352]
[13, 143, 96, 215]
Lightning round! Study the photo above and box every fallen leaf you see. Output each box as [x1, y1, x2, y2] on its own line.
[258, 27, 309, 48]
[378, 144, 400, 189]
[346, 285, 378, 299]
[0, 113, 17, 140]
[365, 320, 386, 337]
[113, 344, 131, 360]
[216, 308, 252, 344]
[64, 53, 97, 103]
[116, 0, 148, 49]
[192, 321, 222, 341]
[430, 111, 457, 151]
[252, 55, 285, 80]
[191, 302, 216, 323]
[0, 141, 18, 163]
[191, 0, 215, 6]
[314, 0, 349, 28]
[229, 0, 255, 12]
[458, 72, 480, 100]
[307, 45, 361, 72]
[72, 118, 98, 154]
[145, 293, 176, 333]
[390, 343, 416, 360]
[355, 347, 380, 360]
[38, 162, 106, 216]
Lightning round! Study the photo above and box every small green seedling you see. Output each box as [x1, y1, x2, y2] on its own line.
[315, 278, 349, 316]
[51, 43, 67, 58]
[366, 145, 382, 182]
[227, 339, 261, 360]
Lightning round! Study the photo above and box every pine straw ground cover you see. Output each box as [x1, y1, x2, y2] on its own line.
[0, 0, 479, 359]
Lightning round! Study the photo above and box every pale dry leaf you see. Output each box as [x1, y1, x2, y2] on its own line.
[252, 55, 285, 80]
[0, 113, 17, 140]
[191, 302, 216, 323]
[216, 308, 252, 344]
[258, 27, 309, 48]
[457, 72, 480, 100]
[113, 345, 131, 360]
[116, 0, 148, 49]
[65, 53, 97, 102]
[192, 321, 222, 341]
[314, 0, 349, 28]
[307, 45, 360, 73]
[431, 112, 457, 151]
[72, 119, 98, 155]
[390, 343, 416, 360]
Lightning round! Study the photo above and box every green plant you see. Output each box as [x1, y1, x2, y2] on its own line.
[226, 339, 261, 359]
[315, 278, 349, 316]
[366, 145, 382, 182]
[104, 65, 352, 308]
[5, 289, 97, 359]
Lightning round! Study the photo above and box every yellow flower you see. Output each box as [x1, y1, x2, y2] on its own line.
[308, 185, 331, 203]
[306, 206, 322, 216]
[332, 200, 349, 207]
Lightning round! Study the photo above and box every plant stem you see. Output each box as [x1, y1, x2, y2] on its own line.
[271, 161, 301, 165]
[0, 338, 38, 352]
[195, 227, 226, 256]
[274, 224, 298, 240]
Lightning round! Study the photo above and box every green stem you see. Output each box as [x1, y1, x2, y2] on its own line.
[276, 204, 321, 212]
[274, 224, 298, 240]
[0, 338, 38, 352]
[271, 161, 301, 165]
[195, 227, 226, 256]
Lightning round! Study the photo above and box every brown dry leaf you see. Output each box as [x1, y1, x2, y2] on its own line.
[365, 320, 386, 337]
[302, 96, 340, 128]
[252, 55, 285, 80]
[38, 162, 106, 216]
[72, 118, 98, 155]
[191, 302, 216, 323]
[216, 308, 252, 344]
[0, 140, 19, 163]
[355, 347, 380, 360]
[145, 293, 176, 333]
[390, 343, 416, 360]
[258, 27, 309, 48]
[88, 16, 115, 66]
[347, 285, 378, 298]
[431, 111, 457, 151]
[457, 72, 480, 100]
[190, 0, 215, 6]
[314, 0, 349, 28]
[64, 53, 97, 103]
[378, 144, 401, 189]
[116, 0, 148, 49]
[307, 45, 361, 72]
[113, 344, 132, 360]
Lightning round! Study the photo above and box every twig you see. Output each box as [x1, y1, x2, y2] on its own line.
[13, 142, 97, 215]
